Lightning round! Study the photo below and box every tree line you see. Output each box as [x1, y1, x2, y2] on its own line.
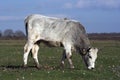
[0, 29, 120, 40]
[88, 33, 120, 40]
[0, 29, 25, 39]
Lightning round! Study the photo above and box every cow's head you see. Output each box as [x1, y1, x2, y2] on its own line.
[82, 48, 98, 70]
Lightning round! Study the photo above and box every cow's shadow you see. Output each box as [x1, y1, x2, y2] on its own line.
[0, 65, 37, 70]
[0, 65, 81, 70]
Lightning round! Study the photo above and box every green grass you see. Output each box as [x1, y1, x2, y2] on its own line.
[0, 40, 120, 80]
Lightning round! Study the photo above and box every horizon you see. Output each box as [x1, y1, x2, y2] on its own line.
[0, 28, 120, 34]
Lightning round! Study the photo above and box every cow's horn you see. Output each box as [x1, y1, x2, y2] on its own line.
[82, 49, 86, 54]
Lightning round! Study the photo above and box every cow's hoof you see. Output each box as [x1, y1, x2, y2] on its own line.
[23, 64, 27, 68]
[60, 63, 65, 68]
[70, 66, 75, 69]
[36, 65, 41, 70]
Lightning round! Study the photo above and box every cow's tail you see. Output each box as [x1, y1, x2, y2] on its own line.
[24, 17, 28, 37]
[24, 15, 33, 37]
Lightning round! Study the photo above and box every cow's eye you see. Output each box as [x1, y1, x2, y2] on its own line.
[88, 55, 92, 59]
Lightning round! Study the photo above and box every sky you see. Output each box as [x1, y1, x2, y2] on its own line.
[0, 0, 120, 33]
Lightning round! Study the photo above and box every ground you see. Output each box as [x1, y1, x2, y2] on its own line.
[0, 40, 120, 80]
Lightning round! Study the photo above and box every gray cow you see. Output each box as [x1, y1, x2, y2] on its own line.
[23, 14, 98, 69]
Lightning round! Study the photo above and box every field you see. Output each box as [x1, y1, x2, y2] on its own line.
[0, 40, 120, 80]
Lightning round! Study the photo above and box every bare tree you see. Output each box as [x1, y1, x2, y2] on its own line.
[3, 29, 14, 39]
[14, 30, 25, 39]
[0, 30, 2, 37]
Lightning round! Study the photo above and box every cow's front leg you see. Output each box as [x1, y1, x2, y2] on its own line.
[32, 44, 40, 69]
[61, 50, 66, 68]
[66, 52, 74, 69]
[64, 44, 74, 69]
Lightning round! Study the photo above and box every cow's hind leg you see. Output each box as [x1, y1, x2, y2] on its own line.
[23, 41, 34, 68]
[32, 44, 40, 69]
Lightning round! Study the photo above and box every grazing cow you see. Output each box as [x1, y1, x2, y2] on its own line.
[23, 14, 98, 69]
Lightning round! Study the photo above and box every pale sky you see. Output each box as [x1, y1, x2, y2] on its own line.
[0, 0, 120, 33]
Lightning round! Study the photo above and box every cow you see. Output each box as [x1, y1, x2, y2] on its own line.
[23, 14, 98, 70]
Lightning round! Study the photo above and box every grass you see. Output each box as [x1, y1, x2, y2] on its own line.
[0, 40, 120, 80]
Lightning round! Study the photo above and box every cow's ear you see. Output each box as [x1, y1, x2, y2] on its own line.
[95, 48, 98, 53]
